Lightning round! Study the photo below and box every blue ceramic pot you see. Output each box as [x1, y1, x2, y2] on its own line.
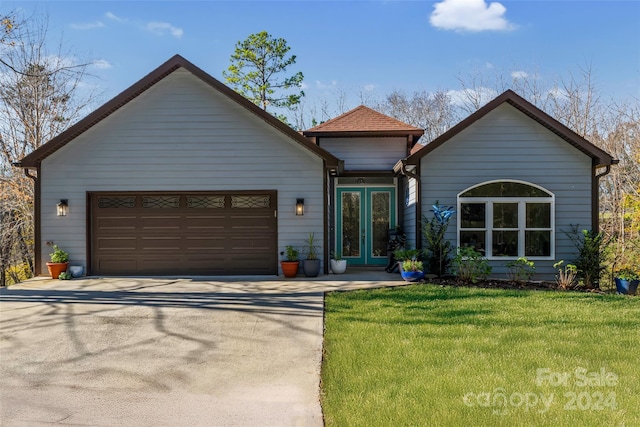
[401, 271, 425, 282]
[615, 278, 639, 295]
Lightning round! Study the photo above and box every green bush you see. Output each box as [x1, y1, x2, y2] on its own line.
[49, 245, 69, 263]
[402, 259, 424, 272]
[453, 247, 492, 283]
[505, 257, 535, 282]
[422, 202, 455, 277]
[565, 228, 609, 289]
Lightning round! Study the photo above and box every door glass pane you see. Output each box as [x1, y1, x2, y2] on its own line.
[460, 231, 486, 255]
[341, 192, 360, 257]
[492, 231, 518, 257]
[526, 231, 551, 256]
[371, 192, 390, 257]
[461, 203, 486, 228]
[526, 203, 551, 228]
[493, 203, 518, 228]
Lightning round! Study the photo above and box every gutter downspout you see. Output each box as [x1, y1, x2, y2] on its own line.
[399, 160, 422, 249]
[593, 162, 615, 232]
[12, 163, 40, 276]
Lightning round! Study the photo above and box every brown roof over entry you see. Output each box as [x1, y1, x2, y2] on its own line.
[17, 54, 340, 170]
[303, 105, 424, 140]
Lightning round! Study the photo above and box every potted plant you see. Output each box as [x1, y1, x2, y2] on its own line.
[614, 268, 640, 295]
[401, 259, 425, 282]
[303, 233, 321, 277]
[280, 245, 299, 278]
[46, 245, 69, 279]
[393, 248, 421, 273]
[330, 251, 347, 274]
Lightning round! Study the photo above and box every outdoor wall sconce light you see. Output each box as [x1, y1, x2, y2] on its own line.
[296, 198, 304, 216]
[57, 199, 68, 216]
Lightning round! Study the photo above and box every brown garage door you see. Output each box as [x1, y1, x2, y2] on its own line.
[90, 191, 277, 275]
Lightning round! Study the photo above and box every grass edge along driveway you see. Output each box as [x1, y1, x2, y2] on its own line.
[321, 284, 639, 426]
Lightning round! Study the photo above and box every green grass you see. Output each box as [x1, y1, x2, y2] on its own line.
[321, 285, 640, 426]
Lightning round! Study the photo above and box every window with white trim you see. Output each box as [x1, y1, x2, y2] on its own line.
[457, 181, 554, 259]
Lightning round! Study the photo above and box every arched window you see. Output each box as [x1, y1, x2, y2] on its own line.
[457, 180, 554, 259]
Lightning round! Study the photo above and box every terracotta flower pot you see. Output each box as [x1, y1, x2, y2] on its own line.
[46, 262, 69, 279]
[281, 261, 299, 278]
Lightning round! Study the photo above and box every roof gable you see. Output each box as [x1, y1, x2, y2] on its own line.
[303, 105, 424, 139]
[405, 90, 615, 167]
[18, 54, 339, 169]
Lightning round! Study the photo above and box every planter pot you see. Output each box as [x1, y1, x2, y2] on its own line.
[69, 265, 84, 278]
[281, 261, 299, 278]
[330, 259, 347, 274]
[303, 259, 321, 277]
[401, 270, 425, 282]
[46, 262, 68, 279]
[615, 278, 640, 295]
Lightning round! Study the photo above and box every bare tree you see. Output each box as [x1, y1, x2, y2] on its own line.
[0, 11, 98, 285]
[374, 89, 458, 143]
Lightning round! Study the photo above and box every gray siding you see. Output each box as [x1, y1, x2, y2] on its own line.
[40, 68, 325, 275]
[320, 137, 406, 170]
[403, 177, 418, 248]
[420, 104, 592, 280]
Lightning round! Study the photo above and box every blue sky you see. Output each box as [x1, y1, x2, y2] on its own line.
[4, 0, 640, 120]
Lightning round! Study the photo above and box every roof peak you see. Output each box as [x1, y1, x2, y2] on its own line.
[304, 105, 423, 137]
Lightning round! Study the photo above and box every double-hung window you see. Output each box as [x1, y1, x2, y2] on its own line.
[457, 181, 554, 259]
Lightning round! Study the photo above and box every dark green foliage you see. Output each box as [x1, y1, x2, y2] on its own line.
[422, 202, 455, 277]
[565, 226, 609, 289]
[223, 31, 304, 115]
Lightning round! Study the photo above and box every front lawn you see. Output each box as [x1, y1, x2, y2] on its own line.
[321, 285, 639, 426]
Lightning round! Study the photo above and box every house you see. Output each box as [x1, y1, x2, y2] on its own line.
[17, 55, 615, 279]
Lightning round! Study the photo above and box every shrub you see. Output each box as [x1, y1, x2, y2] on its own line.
[422, 202, 455, 277]
[49, 245, 69, 263]
[402, 259, 424, 272]
[393, 248, 421, 261]
[281, 245, 299, 261]
[554, 260, 578, 290]
[565, 227, 609, 289]
[505, 257, 535, 282]
[453, 247, 492, 283]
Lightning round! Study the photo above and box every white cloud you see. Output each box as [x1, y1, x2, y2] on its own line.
[146, 22, 183, 38]
[93, 59, 112, 69]
[447, 87, 497, 107]
[362, 84, 376, 92]
[430, 0, 516, 32]
[548, 87, 569, 100]
[105, 12, 125, 22]
[511, 70, 528, 79]
[315, 80, 337, 89]
[70, 21, 105, 30]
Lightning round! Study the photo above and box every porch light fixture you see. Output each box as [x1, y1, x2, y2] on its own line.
[57, 199, 68, 216]
[296, 198, 304, 216]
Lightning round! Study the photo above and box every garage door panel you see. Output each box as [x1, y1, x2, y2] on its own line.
[140, 236, 182, 251]
[96, 216, 137, 230]
[96, 237, 137, 251]
[184, 237, 227, 250]
[96, 259, 138, 274]
[185, 215, 226, 229]
[91, 192, 278, 275]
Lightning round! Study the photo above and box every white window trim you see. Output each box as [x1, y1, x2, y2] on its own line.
[457, 180, 555, 261]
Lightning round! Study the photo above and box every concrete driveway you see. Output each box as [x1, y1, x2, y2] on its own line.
[0, 273, 403, 426]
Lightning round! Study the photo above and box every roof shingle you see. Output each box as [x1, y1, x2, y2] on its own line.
[303, 105, 423, 136]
